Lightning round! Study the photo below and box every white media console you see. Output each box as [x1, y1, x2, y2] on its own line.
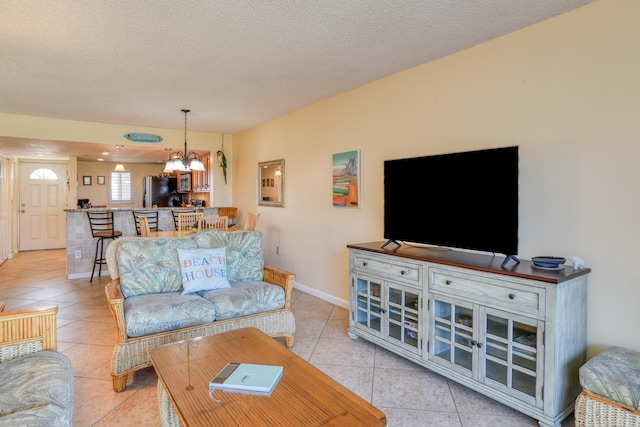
[347, 242, 590, 427]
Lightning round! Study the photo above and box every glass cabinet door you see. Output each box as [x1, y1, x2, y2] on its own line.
[353, 276, 383, 337]
[386, 284, 421, 354]
[430, 295, 474, 377]
[481, 307, 543, 406]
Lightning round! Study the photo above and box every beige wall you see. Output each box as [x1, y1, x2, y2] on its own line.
[233, 0, 640, 355]
[1, 124, 231, 205]
[77, 161, 168, 208]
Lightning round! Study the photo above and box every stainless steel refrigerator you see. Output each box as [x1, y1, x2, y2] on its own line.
[143, 176, 185, 207]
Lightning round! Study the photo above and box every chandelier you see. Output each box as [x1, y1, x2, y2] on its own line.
[163, 109, 205, 173]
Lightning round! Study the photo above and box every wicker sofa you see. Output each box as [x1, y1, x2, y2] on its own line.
[104, 230, 296, 392]
[0, 305, 74, 426]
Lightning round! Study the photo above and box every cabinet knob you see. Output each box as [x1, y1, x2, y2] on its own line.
[509, 293, 515, 300]
[445, 280, 452, 285]
[400, 270, 406, 275]
[363, 261, 368, 266]
[471, 340, 483, 348]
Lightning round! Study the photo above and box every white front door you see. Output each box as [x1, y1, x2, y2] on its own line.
[0, 157, 9, 264]
[19, 162, 68, 251]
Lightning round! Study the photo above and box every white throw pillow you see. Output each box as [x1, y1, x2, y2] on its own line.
[177, 247, 230, 294]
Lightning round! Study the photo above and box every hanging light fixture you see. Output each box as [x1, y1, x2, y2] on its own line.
[163, 109, 205, 173]
[114, 145, 126, 171]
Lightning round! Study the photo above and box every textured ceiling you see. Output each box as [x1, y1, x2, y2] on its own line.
[0, 0, 594, 162]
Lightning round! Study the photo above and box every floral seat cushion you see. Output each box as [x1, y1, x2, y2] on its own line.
[124, 292, 216, 337]
[199, 280, 285, 320]
[0, 350, 73, 426]
[579, 346, 640, 410]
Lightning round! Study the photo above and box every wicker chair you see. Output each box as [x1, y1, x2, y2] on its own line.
[171, 209, 197, 230]
[217, 207, 238, 227]
[0, 305, 74, 425]
[176, 212, 203, 237]
[198, 216, 228, 232]
[139, 216, 152, 237]
[241, 212, 260, 231]
[575, 346, 640, 426]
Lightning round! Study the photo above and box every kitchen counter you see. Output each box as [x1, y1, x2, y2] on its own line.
[65, 207, 218, 279]
[64, 206, 205, 212]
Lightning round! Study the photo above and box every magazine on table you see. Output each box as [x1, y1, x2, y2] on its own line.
[209, 362, 284, 393]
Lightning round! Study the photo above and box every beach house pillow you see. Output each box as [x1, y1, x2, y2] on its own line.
[177, 247, 230, 294]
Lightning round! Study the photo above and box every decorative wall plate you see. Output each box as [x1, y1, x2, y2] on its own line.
[123, 133, 163, 143]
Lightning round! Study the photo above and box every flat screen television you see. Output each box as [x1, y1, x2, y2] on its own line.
[383, 146, 519, 260]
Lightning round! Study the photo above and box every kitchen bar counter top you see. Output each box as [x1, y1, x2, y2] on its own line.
[64, 206, 210, 212]
[65, 207, 218, 279]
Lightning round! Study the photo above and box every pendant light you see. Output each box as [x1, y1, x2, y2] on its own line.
[163, 109, 205, 173]
[114, 145, 125, 171]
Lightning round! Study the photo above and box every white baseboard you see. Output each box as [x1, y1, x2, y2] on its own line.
[293, 281, 349, 309]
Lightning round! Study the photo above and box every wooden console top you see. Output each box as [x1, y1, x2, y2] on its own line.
[347, 241, 590, 284]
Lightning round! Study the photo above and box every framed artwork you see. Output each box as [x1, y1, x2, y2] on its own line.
[332, 150, 360, 208]
[270, 178, 274, 187]
[97, 176, 105, 185]
[83, 176, 92, 186]
[262, 179, 266, 187]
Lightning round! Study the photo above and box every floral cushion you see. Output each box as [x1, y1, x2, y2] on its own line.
[199, 280, 285, 320]
[124, 292, 217, 337]
[193, 231, 264, 283]
[0, 351, 73, 426]
[117, 237, 198, 298]
[579, 346, 640, 410]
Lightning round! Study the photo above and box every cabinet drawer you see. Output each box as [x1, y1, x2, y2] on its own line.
[352, 252, 421, 285]
[430, 268, 545, 317]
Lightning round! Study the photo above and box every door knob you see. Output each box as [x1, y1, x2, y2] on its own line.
[21, 209, 25, 213]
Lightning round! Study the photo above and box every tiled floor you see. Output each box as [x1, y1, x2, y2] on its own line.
[0, 249, 574, 426]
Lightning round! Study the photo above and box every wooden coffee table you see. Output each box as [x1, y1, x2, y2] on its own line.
[151, 327, 387, 427]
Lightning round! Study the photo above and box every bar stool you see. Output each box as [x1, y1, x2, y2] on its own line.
[87, 211, 122, 282]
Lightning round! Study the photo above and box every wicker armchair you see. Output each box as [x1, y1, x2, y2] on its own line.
[0, 305, 59, 355]
[575, 346, 640, 426]
[0, 305, 74, 425]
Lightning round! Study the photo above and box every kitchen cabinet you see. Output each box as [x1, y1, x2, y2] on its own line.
[191, 155, 210, 192]
[177, 173, 191, 193]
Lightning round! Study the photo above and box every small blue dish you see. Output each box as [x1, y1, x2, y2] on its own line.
[532, 256, 566, 268]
